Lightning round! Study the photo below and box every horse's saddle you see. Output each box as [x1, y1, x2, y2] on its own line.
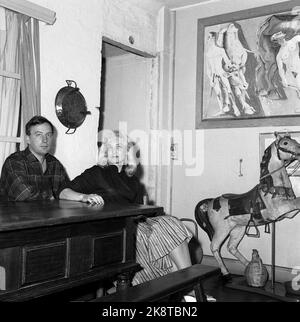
[221, 185, 266, 221]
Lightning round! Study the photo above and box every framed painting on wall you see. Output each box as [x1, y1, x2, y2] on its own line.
[196, 1, 300, 129]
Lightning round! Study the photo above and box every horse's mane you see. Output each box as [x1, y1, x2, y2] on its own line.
[260, 144, 274, 188]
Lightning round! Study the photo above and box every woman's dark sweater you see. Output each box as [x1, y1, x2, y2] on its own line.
[61, 165, 144, 204]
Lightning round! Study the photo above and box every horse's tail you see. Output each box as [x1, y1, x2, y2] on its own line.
[194, 198, 214, 241]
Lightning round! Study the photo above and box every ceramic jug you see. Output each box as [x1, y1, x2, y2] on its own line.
[245, 249, 269, 288]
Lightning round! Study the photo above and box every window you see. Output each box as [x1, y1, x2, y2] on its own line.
[0, 8, 22, 168]
[0, 0, 56, 170]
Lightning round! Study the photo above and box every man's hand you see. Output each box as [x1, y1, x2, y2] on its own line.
[82, 194, 105, 205]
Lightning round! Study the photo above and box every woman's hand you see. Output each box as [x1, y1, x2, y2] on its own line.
[81, 194, 105, 205]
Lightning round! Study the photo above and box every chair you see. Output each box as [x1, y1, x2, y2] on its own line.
[180, 218, 203, 264]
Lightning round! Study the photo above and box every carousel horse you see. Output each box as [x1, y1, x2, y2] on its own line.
[195, 133, 300, 281]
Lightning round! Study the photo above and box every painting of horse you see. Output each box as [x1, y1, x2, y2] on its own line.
[205, 31, 241, 117]
[204, 23, 256, 118]
[195, 133, 300, 280]
[223, 23, 256, 116]
[196, 4, 300, 129]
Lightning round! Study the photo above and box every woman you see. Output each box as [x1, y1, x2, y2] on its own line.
[271, 31, 300, 98]
[59, 130, 193, 286]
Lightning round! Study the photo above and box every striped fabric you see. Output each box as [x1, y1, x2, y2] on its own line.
[132, 215, 192, 285]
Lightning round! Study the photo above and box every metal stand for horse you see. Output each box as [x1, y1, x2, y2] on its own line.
[225, 221, 299, 302]
[271, 222, 276, 291]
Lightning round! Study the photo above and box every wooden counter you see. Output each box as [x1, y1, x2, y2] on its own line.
[0, 200, 163, 301]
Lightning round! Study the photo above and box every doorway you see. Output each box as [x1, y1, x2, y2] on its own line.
[99, 38, 158, 202]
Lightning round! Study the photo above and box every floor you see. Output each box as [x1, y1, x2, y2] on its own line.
[201, 274, 300, 302]
[31, 273, 300, 303]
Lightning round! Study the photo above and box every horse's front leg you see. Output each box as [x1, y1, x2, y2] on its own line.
[227, 225, 249, 266]
[228, 90, 241, 117]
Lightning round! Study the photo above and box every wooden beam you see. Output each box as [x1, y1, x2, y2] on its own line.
[0, 70, 21, 80]
[0, 136, 22, 143]
[0, 0, 56, 25]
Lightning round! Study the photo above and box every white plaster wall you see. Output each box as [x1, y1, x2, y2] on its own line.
[30, 0, 158, 179]
[102, 0, 158, 56]
[172, 0, 300, 269]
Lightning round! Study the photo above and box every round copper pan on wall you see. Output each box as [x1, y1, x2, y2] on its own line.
[55, 80, 91, 134]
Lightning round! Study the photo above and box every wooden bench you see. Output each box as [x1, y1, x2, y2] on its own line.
[91, 264, 220, 302]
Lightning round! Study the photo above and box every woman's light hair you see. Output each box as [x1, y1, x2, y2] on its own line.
[97, 130, 139, 177]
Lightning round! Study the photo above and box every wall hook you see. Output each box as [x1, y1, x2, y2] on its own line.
[239, 158, 243, 177]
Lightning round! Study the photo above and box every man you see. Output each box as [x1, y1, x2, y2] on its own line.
[0, 115, 69, 201]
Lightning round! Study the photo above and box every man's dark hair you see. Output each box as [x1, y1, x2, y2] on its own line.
[25, 116, 54, 136]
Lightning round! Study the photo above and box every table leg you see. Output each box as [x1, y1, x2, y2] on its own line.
[194, 281, 207, 302]
[116, 272, 132, 291]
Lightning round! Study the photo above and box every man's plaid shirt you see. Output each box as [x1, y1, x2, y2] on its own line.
[0, 147, 69, 201]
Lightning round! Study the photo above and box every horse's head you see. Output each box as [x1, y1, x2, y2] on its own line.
[228, 67, 248, 89]
[226, 23, 239, 35]
[274, 132, 300, 162]
[260, 132, 300, 197]
[207, 32, 217, 45]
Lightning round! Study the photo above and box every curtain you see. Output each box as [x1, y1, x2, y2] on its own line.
[0, 8, 40, 170]
[0, 8, 21, 169]
[19, 15, 41, 130]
